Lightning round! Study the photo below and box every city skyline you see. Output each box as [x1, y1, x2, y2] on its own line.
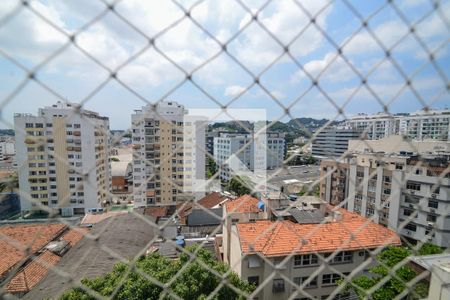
[0, 0, 449, 129]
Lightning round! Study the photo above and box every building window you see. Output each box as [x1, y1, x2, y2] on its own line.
[25, 123, 34, 128]
[406, 181, 421, 191]
[293, 276, 318, 288]
[403, 208, 415, 217]
[428, 200, 438, 209]
[248, 276, 259, 286]
[383, 176, 391, 183]
[322, 273, 346, 286]
[330, 251, 353, 264]
[383, 188, 391, 195]
[404, 223, 417, 232]
[427, 214, 437, 222]
[272, 279, 285, 293]
[294, 254, 318, 267]
[366, 207, 374, 216]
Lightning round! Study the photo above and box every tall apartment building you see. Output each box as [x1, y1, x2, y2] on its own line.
[320, 150, 450, 247]
[214, 132, 285, 181]
[311, 126, 362, 157]
[344, 109, 450, 140]
[220, 194, 400, 300]
[14, 102, 110, 215]
[131, 101, 206, 207]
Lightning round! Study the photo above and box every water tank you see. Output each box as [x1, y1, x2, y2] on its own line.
[257, 200, 265, 211]
[288, 194, 298, 201]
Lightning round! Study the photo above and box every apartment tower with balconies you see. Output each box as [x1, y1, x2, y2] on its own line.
[14, 101, 111, 215]
[131, 101, 206, 207]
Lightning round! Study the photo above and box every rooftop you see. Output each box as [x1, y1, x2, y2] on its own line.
[144, 206, 169, 218]
[6, 250, 61, 295]
[81, 211, 128, 225]
[225, 195, 260, 214]
[111, 161, 132, 177]
[197, 192, 230, 209]
[236, 208, 401, 257]
[0, 223, 66, 278]
[409, 253, 450, 271]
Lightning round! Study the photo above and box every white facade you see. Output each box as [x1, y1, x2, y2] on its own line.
[345, 109, 450, 140]
[322, 153, 450, 247]
[131, 101, 205, 207]
[14, 102, 111, 215]
[214, 132, 284, 181]
[0, 141, 15, 160]
[311, 126, 362, 157]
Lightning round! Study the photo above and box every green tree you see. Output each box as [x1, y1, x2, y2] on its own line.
[111, 157, 120, 162]
[60, 246, 254, 300]
[417, 243, 443, 256]
[342, 245, 443, 300]
[206, 157, 217, 178]
[227, 176, 253, 196]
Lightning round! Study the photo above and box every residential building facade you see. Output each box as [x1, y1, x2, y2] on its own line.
[311, 127, 362, 158]
[344, 109, 450, 141]
[320, 152, 450, 247]
[131, 101, 206, 207]
[221, 194, 401, 300]
[214, 132, 285, 181]
[14, 102, 111, 215]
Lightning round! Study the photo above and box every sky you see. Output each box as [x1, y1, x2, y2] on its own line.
[0, 0, 449, 129]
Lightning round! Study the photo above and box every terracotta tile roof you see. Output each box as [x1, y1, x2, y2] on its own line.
[144, 206, 168, 218]
[0, 223, 66, 278]
[236, 208, 401, 257]
[81, 211, 128, 224]
[61, 228, 89, 247]
[176, 193, 229, 223]
[6, 250, 61, 294]
[225, 195, 260, 214]
[197, 192, 229, 209]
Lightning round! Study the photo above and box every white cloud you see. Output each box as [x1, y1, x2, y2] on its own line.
[271, 90, 285, 99]
[224, 85, 246, 97]
[291, 52, 357, 83]
[232, 0, 332, 70]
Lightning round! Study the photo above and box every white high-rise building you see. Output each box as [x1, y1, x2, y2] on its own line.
[131, 101, 206, 207]
[214, 132, 285, 181]
[344, 109, 450, 140]
[14, 102, 111, 215]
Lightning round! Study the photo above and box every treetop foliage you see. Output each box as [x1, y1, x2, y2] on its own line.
[60, 245, 254, 300]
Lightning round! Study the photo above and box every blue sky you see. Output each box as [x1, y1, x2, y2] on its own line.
[0, 0, 449, 129]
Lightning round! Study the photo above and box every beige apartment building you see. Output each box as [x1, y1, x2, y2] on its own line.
[14, 102, 110, 215]
[221, 194, 400, 300]
[320, 146, 450, 247]
[131, 101, 206, 207]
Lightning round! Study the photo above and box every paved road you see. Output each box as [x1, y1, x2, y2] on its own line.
[25, 213, 157, 300]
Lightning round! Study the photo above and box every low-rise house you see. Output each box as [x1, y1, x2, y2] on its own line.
[220, 194, 401, 300]
[0, 223, 87, 297]
[111, 161, 132, 204]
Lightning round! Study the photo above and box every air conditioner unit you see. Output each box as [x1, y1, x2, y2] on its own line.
[430, 208, 436, 213]
[431, 194, 436, 198]
[427, 222, 434, 227]
[410, 190, 415, 195]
